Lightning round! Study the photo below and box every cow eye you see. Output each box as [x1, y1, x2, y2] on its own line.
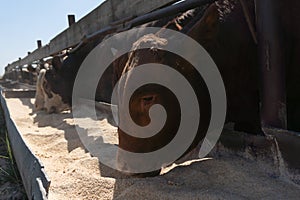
[142, 96, 154, 102]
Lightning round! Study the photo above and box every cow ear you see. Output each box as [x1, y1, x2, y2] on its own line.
[52, 56, 62, 71]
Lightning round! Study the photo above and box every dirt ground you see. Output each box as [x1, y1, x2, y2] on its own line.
[4, 98, 300, 200]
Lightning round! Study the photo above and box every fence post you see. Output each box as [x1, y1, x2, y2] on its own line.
[37, 40, 42, 49]
[68, 15, 76, 26]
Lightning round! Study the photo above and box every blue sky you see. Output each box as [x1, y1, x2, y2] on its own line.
[0, 0, 105, 75]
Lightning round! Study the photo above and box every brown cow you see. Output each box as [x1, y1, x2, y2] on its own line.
[116, 1, 261, 176]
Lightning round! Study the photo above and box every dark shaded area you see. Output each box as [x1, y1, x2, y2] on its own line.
[277, 0, 300, 132]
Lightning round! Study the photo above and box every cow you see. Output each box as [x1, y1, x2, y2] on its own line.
[116, 0, 262, 176]
[33, 61, 69, 113]
[43, 38, 117, 111]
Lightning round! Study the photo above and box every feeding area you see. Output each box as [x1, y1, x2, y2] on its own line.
[0, 0, 300, 199]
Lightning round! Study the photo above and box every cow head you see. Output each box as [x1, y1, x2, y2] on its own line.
[116, 30, 212, 176]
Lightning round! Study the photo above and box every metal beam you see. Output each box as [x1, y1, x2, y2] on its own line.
[255, 0, 287, 129]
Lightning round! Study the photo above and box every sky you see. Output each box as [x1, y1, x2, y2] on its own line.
[0, 0, 105, 76]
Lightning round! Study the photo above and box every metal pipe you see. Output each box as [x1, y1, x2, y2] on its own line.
[255, 0, 287, 129]
[109, 15, 136, 26]
[127, 0, 215, 28]
[69, 26, 118, 53]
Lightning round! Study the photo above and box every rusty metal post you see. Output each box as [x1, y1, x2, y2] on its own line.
[37, 40, 42, 49]
[255, 0, 287, 129]
[68, 15, 76, 26]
